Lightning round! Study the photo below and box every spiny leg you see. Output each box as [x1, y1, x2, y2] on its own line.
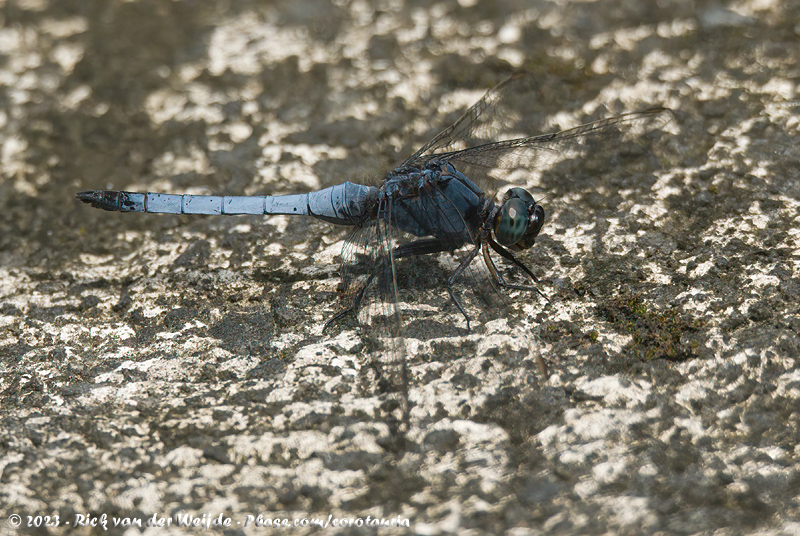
[384, 236, 480, 330]
[487, 235, 540, 284]
[445, 243, 482, 331]
[323, 271, 377, 332]
[327, 236, 451, 330]
[483, 239, 550, 304]
[391, 191, 480, 330]
[393, 236, 473, 328]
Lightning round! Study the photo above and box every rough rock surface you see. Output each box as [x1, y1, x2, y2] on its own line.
[1, 0, 798, 535]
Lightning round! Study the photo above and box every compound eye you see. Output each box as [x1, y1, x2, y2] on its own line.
[505, 187, 534, 204]
[495, 198, 529, 246]
[529, 204, 545, 237]
[514, 204, 545, 250]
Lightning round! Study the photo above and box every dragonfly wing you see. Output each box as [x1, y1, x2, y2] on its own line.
[401, 73, 532, 167]
[333, 200, 409, 426]
[384, 172, 514, 335]
[400, 72, 674, 185]
[436, 107, 675, 172]
[378, 198, 410, 425]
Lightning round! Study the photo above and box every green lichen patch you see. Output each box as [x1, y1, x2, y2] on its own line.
[596, 295, 703, 363]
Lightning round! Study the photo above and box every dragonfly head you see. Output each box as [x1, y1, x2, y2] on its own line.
[493, 187, 545, 250]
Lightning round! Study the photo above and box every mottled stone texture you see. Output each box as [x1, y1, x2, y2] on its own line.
[1, 0, 798, 535]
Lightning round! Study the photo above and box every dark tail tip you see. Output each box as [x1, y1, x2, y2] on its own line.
[76, 190, 121, 211]
[76, 191, 97, 204]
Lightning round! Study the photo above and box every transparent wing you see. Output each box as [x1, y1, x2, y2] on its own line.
[391, 181, 490, 332]
[385, 177, 525, 343]
[337, 217, 380, 321]
[422, 107, 673, 171]
[400, 73, 673, 183]
[401, 74, 528, 167]
[332, 175, 510, 425]
[375, 198, 409, 424]
[334, 200, 409, 425]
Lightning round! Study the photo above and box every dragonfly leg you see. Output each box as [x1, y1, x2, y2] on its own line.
[392, 237, 451, 259]
[323, 272, 377, 332]
[392, 236, 479, 330]
[327, 237, 474, 331]
[487, 235, 541, 284]
[445, 243, 482, 331]
[483, 241, 550, 304]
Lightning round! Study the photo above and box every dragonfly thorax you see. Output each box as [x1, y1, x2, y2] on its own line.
[493, 187, 545, 250]
[378, 161, 487, 246]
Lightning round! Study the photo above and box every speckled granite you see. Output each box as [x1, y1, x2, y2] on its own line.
[1, 1, 798, 535]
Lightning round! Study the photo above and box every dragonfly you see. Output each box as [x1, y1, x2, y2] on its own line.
[77, 74, 671, 423]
